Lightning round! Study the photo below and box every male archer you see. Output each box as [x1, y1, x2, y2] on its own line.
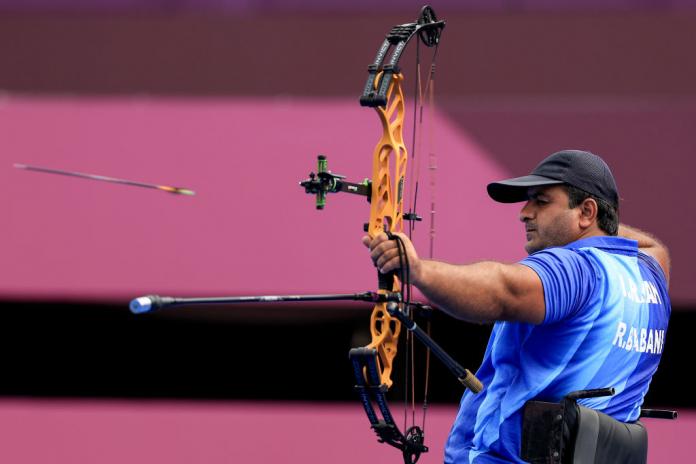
[364, 149, 671, 463]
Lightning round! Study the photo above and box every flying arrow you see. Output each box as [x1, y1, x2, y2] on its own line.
[13, 163, 195, 196]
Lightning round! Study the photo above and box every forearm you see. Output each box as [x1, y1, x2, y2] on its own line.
[366, 232, 544, 324]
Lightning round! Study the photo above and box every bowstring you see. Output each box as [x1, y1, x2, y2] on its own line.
[402, 35, 440, 437]
[402, 34, 422, 435]
[421, 42, 440, 436]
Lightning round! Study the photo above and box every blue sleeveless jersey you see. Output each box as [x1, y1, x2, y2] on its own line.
[444, 236, 670, 463]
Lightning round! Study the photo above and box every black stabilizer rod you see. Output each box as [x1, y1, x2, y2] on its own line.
[129, 291, 401, 314]
[385, 302, 483, 393]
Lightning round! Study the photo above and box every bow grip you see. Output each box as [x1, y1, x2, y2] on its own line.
[377, 230, 397, 291]
[378, 268, 395, 291]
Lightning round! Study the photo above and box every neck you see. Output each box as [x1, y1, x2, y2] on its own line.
[576, 224, 607, 241]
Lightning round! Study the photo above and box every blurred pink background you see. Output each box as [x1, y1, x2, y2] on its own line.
[1, 4, 693, 463]
[0, 399, 689, 463]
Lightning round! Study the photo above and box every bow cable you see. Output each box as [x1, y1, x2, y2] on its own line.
[400, 31, 441, 442]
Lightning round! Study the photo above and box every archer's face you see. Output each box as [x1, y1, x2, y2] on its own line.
[519, 185, 580, 254]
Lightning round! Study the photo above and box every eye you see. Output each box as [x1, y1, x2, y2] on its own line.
[527, 190, 551, 205]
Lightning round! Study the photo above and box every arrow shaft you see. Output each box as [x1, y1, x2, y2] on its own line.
[14, 163, 195, 195]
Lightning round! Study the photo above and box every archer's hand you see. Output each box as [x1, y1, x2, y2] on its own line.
[362, 232, 422, 285]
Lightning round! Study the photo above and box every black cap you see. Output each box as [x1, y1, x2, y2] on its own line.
[487, 150, 619, 209]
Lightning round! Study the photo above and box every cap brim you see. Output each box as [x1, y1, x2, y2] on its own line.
[487, 175, 564, 203]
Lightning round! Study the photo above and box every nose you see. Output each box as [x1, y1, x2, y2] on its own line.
[519, 200, 534, 223]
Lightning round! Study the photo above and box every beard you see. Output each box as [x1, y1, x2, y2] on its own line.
[524, 221, 574, 254]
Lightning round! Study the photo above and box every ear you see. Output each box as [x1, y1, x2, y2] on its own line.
[578, 198, 598, 229]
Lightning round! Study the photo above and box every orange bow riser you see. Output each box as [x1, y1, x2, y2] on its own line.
[364, 71, 407, 390]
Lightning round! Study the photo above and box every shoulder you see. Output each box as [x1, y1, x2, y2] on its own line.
[520, 246, 600, 324]
[521, 246, 599, 279]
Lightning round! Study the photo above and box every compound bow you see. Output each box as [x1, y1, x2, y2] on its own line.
[301, 6, 481, 463]
[130, 6, 482, 464]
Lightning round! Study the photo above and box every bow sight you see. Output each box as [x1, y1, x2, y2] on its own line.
[299, 155, 370, 210]
[300, 155, 423, 224]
